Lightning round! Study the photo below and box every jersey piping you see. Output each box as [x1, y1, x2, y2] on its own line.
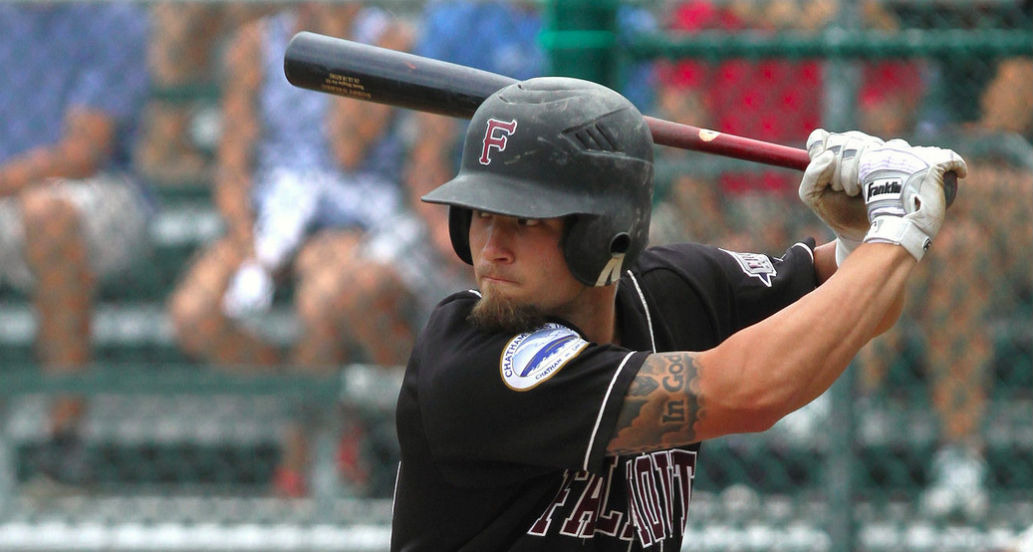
[579, 269, 656, 471]
[625, 269, 657, 353]
[582, 351, 637, 471]
[792, 241, 815, 262]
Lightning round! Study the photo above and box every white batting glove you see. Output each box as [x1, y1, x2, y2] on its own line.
[806, 128, 885, 196]
[222, 259, 275, 319]
[859, 141, 968, 261]
[800, 129, 885, 265]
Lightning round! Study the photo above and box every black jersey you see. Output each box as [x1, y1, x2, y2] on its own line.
[392, 241, 818, 551]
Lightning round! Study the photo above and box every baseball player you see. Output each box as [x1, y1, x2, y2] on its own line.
[391, 77, 965, 550]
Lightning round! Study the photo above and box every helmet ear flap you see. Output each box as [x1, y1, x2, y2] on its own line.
[562, 215, 625, 286]
[563, 208, 648, 286]
[448, 206, 473, 265]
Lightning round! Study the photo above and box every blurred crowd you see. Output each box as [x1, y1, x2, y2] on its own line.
[0, 0, 1029, 529]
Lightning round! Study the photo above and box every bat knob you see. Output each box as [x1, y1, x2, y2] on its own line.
[943, 170, 958, 208]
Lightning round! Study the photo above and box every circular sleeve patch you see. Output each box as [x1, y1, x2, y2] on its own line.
[500, 323, 589, 391]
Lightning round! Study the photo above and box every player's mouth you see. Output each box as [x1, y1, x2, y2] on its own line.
[478, 269, 519, 289]
[480, 274, 516, 287]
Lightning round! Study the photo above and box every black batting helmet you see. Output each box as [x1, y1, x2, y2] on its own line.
[422, 77, 654, 286]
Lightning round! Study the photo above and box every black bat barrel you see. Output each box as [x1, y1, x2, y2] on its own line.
[284, 31, 517, 119]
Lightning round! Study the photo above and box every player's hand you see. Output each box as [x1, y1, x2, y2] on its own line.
[800, 128, 884, 265]
[806, 128, 885, 196]
[859, 141, 968, 261]
[223, 259, 275, 319]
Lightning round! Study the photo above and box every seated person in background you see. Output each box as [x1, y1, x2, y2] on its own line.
[140, 1, 273, 182]
[167, 3, 411, 497]
[0, 3, 152, 485]
[977, 56, 1033, 141]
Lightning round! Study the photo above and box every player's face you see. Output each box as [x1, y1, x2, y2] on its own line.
[468, 210, 585, 325]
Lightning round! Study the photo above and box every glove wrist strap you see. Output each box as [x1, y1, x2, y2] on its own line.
[864, 216, 931, 261]
[834, 236, 861, 266]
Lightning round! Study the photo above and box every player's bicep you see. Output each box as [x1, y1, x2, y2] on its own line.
[606, 351, 707, 456]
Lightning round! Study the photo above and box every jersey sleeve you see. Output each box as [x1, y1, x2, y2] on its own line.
[637, 240, 819, 344]
[408, 293, 647, 487]
[713, 240, 819, 328]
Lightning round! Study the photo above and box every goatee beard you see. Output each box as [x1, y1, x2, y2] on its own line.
[468, 290, 548, 334]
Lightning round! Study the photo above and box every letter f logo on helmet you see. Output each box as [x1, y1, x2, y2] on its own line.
[479, 118, 517, 165]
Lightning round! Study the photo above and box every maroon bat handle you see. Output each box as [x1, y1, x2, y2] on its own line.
[645, 115, 811, 170]
[646, 115, 958, 207]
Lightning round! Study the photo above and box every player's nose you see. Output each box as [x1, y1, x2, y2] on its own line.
[473, 214, 516, 263]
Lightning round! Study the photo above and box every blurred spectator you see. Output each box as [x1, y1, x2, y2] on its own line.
[854, 1, 928, 138]
[140, 2, 273, 182]
[169, 0, 659, 501]
[859, 155, 1032, 520]
[335, 146, 478, 496]
[402, 0, 546, 265]
[166, 3, 411, 497]
[859, 2, 1032, 520]
[649, 0, 926, 253]
[977, 57, 1033, 140]
[410, 0, 657, 108]
[650, 0, 1023, 519]
[860, 63, 1033, 524]
[659, 0, 825, 191]
[649, 0, 824, 253]
[894, 0, 1032, 134]
[0, 3, 152, 485]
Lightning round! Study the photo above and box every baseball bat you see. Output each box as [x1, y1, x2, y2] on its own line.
[283, 31, 957, 205]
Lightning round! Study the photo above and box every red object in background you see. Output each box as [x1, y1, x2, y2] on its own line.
[657, 1, 925, 196]
[658, 0, 822, 194]
[860, 60, 925, 109]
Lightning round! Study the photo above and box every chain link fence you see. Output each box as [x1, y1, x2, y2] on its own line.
[0, 0, 1029, 550]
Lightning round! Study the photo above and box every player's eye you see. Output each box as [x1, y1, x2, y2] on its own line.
[474, 210, 492, 219]
[517, 218, 539, 227]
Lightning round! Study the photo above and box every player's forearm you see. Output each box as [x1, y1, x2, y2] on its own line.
[814, 240, 905, 335]
[703, 242, 914, 428]
[873, 285, 906, 336]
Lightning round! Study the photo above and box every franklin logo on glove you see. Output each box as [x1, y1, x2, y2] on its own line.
[866, 178, 902, 201]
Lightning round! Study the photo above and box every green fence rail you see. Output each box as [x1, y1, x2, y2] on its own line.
[627, 29, 1033, 60]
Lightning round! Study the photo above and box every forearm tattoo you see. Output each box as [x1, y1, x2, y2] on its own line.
[609, 352, 705, 455]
